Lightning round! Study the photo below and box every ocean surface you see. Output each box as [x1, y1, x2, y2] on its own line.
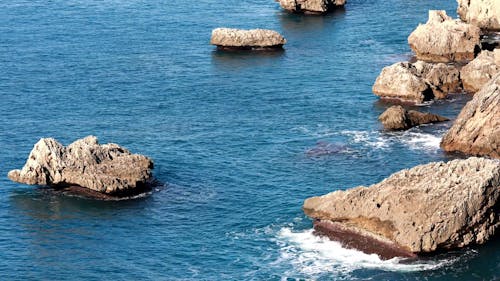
[0, 0, 498, 280]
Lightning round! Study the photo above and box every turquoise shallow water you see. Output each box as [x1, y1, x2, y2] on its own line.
[0, 0, 498, 280]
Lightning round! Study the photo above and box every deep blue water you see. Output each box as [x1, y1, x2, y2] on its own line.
[0, 0, 498, 280]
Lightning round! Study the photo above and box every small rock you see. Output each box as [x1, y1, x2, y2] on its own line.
[210, 28, 286, 50]
[457, 0, 500, 31]
[461, 50, 500, 93]
[378, 105, 449, 130]
[278, 0, 346, 14]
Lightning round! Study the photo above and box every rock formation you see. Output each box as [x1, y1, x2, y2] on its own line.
[372, 61, 461, 103]
[441, 73, 500, 158]
[378, 105, 449, 130]
[8, 136, 154, 198]
[457, 0, 500, 31]
[408, 10, 481, 62]
[278, 0, 346, 14]
[303, 157, 500, 259]
[210, 28, 286, 50]
[460, 49, 500, 93]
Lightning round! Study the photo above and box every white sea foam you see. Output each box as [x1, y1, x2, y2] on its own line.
[341, 130, 389, 149]
[398, 131, 442, 152]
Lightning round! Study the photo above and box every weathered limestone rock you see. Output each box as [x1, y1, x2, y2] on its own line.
[457, 0, 500, 31]
[461, 50, 500, 93]
[8, 136, 154, 197]
[408, 10, 481, 62]
[441, 73, 500, 158]
[210, 28, 286, 50]
[303, 157, 500, 259]
[372, 61, 461, 103]
[278, 0, 346, 14]
[379, 105, 449, 130]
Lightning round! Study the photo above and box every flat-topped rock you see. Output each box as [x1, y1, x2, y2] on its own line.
[304, 157, 500, 259]
[441, 73, 500, 158]
[461, 50, 500, 93]
[210, 28, 286, 50]
[8, 136, 154, 197]
[278, 0, 346, 14]
[379, 105, 449, 130]
[457, 0, 500, 31]
[408, 10, 481, 62]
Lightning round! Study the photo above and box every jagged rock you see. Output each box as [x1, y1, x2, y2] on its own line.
[379, 105, 449, 130]
[8, 136, 154, 197]
[278, 0, 346, 14]
[210, 28, 286, 50]
[408, 10, 481, 62]
[441, 73, 500, 158]
[303, 157, 500, 259]
[461, 50, 500, 93]
[457, 0, 500, 31]
[372, 61, 461, 103]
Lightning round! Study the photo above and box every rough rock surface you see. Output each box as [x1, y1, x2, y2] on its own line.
[457, 0, 500, 31]
[210, 28, 286, 50]
[303, 157, 500, 258]
[8, 136, 154, 196]
[379, 105, 449, 130]
[278, 0, 346, 14]
[441, 73, 500, 158]
[408, 10, 481, 62]
[460, 50, 500, 93]
[372, 61, 461, 103]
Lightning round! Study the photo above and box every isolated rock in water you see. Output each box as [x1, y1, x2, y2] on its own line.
[210, 28, 286, 50]
[460, 50, 500, 93]
[408, 10, 481, 62]
[378, 105, 449, 130]
[441, 73, 500, 158]
[8, 136, 154, 196]
[303, 157, 500, 259]
[457, 0, 500, 31]
[278, 0, 346, 14]
[372, 61, 461, 103]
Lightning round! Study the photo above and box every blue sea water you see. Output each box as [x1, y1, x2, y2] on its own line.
[0, 0, 498, 280]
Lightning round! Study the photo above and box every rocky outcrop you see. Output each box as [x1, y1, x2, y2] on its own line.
[372, 61, 461, 103]
[408, 10, 481, 62]
[441, 73, 500, 158]
[8, 136, 154, 197]
[460, 50, 500, 93]
[278, 0, 346, 14]
[210, 28, 286, 50]
[378, 105, 449, 130]
[303, 157, 500, 259]
[457, 0, 500, 31]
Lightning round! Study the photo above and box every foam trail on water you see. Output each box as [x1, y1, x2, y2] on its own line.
[398, 131, 442, 152]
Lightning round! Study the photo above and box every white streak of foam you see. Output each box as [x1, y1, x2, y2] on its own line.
[398, 131, 442, 152]
[341, 130, 389, 149]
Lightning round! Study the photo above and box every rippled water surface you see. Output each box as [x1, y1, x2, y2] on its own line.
[1, 0, 498, 280]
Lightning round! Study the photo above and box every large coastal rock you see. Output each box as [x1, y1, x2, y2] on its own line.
[460, 50, 500, 93]
[408, 10, 481, 62]
[457, 0, 500, 31]
[278, 0, 346, 14]
[379, 105, 448, 130]
[372, 61, 461, 103]
[8, 136, 154, 197]
[441, 73, 500, 158]
[303, 157, 500, 259]
[210, 28, 286, 50]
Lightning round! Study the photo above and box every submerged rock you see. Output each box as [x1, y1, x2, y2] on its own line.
[303, 157, 500, 259]
[378, 105, 448, 130]
[278, 0, 346, 14]
[408, 10, 481, 63]
[8, 136, 154, 197]
[457, 0, 500, 31]
[372, 61, 461, 103]
[210, 28, 286, 50]
[460, 50, 500, 93]
[441, 73, 500, 158]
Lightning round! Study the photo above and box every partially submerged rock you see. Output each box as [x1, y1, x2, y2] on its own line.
[460, 50, 500, 93]
[378, 105, 448, 130]
[408, 10, 481, 62]
[303, 157, 500, 259]
[278, 0, 346, 15]
[8, 136, 154, 198]
[457, 0, 500, 31]
[441, 73, 500, 158]
[372, 61, 461, 103]
[210, 28, 286, 50]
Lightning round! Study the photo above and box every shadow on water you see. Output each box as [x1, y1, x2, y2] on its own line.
[211, 49, 285, 70]
[277, 8, 346, 34]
